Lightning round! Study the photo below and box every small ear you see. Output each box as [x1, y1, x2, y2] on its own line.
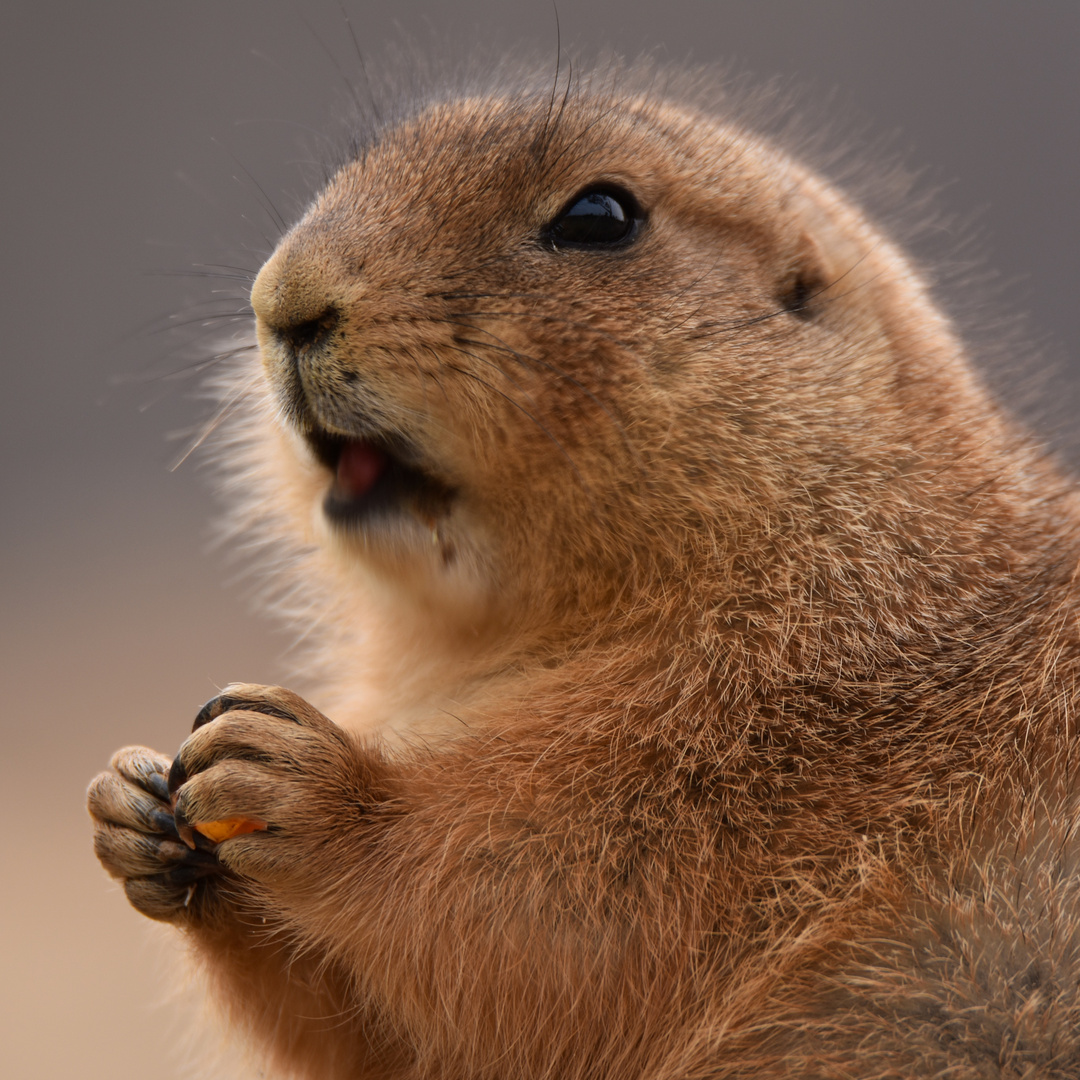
[776, 184, 876, 324]
[775, 232, 829, 322]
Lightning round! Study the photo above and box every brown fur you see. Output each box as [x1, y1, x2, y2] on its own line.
[88, 70, 1080, 1078]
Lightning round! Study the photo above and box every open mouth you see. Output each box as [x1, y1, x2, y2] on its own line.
[305, 425, 455, 528]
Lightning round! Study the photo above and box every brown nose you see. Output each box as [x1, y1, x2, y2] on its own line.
[250, 244, 340, 358]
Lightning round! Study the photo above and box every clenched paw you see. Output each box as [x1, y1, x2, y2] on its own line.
[88, 745, 224, 921]
[166, 684, 363, 889]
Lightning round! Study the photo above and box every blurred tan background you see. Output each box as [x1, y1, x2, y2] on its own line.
[2, 2, 1077, 1077]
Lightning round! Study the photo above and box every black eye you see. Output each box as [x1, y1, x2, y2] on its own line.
[543, 185, 643, 250]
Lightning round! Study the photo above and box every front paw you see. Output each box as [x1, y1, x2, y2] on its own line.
[167, 684, 364, 891]
[88, 746, 225, 922]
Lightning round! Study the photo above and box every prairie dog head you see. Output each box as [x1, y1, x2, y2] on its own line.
[245, 80, 1001, 676]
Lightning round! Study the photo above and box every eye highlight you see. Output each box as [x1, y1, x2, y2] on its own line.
[543, 185, 644, 250]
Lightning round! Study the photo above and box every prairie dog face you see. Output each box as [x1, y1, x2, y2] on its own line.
[249, 90, 951, 648]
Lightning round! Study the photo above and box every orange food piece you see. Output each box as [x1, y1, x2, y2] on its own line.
[192, 816, 268, 843]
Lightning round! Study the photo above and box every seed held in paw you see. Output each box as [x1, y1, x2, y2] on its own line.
[193, 816, 268, 844]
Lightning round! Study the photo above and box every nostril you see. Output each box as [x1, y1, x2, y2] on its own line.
[274, 306, 340, 355]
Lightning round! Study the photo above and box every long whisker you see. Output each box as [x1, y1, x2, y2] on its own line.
[121, 292, 250, 335]
[293, 7, 369, 135]
[437, 318, 645, 480]
[145, 310, 254, 335]
[541, 98, 625, 177]
[440, 341, 549, 415]
[210, 136, 288, 240]
[539, 6, 563, 152]
[440, 335, 623, 505]
[146, 269, 256, 285]
[441, 362, 596, 507]
[150, 342, 260, 384]
[535, 16, 572, 160]
[339, 3, 381, 126]
[170, 380, 255, 471]
[434, 295, 636, 351]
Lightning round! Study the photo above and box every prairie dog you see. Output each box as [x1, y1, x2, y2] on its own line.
[89, 70, 1080, 1079]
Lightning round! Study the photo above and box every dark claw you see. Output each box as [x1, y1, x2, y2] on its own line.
[156, 840, 220, 868]
[167, 756, 188, 798]
[150, 809, 181, 840]
[193, 693, 238, 731]
[194, 689, 303, 731]
[191, 828, 220, 853]
[160, 863, 222, 887]
[146, 772, 171, 802]
[172, 801, 197, 850]
[167, 804, 220, 852]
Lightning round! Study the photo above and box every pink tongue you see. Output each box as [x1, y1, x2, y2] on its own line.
[336, 440, 386, 499]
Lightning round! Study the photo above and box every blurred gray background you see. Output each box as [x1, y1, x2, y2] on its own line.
[2, 2, 1077, 1077]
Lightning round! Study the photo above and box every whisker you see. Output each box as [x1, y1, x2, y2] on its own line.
[146, 310, 253, 335]
[296, 6, 368, 124]
[440, 341, 548, 415]
[535, 15, 572, 160]
[442, 362, 597, 507]
[170, 382, 254, 472]
[442, 307, 634, 352]
[146, 267, 257, 284]
[541, 97, 624, 178]
[541, 7, 563, 145]
[126, 297, 250, 336]
[210, 135, 288, 239]
[193, 261, 260, 279]
[170, 341, 260, 378]
[339, 3, 381, 126]
[437, 318, 645, 480]
[133, 342, 260, 386]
